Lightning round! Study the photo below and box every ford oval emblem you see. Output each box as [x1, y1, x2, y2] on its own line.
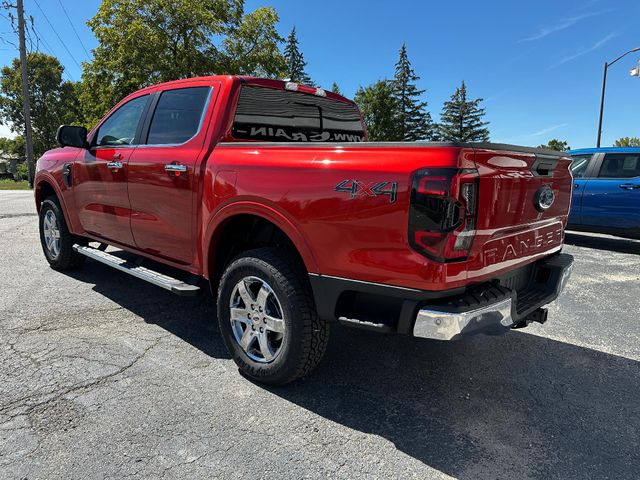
[535, 186, 555, 212]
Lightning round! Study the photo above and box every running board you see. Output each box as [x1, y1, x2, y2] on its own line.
[73, 245, 200, 296]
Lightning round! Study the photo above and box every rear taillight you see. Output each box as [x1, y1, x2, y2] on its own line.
[409, 168, 479, 262]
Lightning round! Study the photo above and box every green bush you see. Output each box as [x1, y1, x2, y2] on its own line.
[15, 161, 28, 180]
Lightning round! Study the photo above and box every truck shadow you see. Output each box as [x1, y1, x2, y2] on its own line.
[66, 260, 639, 480]
[565, 231, 640, 255]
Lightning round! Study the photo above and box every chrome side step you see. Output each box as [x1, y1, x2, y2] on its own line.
[73, 245, 200, 296]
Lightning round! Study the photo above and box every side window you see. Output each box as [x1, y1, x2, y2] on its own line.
[95, 95, 148, 147]
[570, 154, 593, 178]
[146, 87, 211, 145]
[598, 153, 640, 179]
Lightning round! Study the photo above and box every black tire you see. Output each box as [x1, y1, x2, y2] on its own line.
[39, 196, 86, 270]
[217, 248, 329, 385]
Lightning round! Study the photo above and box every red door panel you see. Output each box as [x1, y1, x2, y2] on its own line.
[128, 85, 215, 265]
[128, 145, 202, 263]
[73, 147, 136, 246]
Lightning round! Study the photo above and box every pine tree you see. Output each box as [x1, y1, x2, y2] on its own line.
[392, 44, 434, 141]
[331, 82, 342, 95]
[283, 27, 313, 85]
[438, 81, 489, 142]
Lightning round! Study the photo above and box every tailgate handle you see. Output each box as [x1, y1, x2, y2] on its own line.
[531, 156, 559, 177]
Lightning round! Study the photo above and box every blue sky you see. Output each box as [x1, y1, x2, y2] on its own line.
[1, 0, 639, 148]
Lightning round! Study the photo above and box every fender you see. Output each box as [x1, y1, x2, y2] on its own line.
[203, 200, 320, 279]
[34, 172, 76, 232]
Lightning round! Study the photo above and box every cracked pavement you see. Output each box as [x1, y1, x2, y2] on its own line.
[1, 190, 639, 479]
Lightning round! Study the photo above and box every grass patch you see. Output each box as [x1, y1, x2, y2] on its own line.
[0, 179, 31, 190]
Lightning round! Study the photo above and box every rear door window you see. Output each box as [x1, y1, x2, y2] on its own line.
[598, 153, 640, 178]
[232, 86, 365, 142]
[146, 87, 211, 145]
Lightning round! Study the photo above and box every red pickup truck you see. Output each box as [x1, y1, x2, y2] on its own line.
[35, 76, 574, 385]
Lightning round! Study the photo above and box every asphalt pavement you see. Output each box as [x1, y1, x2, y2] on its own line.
[1, 190, 638, 479]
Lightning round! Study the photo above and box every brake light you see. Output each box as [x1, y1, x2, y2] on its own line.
[285, 81, 325, 97]
[409, 168, 479, 262]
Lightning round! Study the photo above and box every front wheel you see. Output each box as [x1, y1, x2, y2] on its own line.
[217, 248, 329, 385]
[39, 196, 85, 270]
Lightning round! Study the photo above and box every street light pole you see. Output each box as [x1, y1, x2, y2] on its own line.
[596, 47, 640, 148]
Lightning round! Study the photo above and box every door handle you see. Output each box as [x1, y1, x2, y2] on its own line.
[619, 183, 640, 190]
[113, 153, 123, 160]
[107, 161, 123, 170]
[164, 164, 188, 173]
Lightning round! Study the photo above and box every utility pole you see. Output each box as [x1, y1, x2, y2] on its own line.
[16, 0, 35, 187]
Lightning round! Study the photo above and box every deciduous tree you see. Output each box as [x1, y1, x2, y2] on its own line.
[354, 80, 400, 141]
[614, 137, 640, 147]
[537, 139, 570, 151]
[80, 0, 286, 126]
[0, 53, 81, 158]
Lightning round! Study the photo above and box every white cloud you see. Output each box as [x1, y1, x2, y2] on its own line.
[551, 33, 617, 68]
[530, 123, 569, 137]
[520, 10, 611, 42]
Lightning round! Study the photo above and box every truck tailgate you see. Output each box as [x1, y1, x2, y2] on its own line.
[466, 147, 573, 282]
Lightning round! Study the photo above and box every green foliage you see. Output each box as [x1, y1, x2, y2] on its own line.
[392, 44, 434, 141]
[354, 80, 400, 141]
[0, 136, 25, 157]
[537, 139, 570, 151]
[80, 0, 286, 126]
[614, 137, 640, 147]
[283, 26, 312, 85]
[220, 7, 286, 77]
[438, 80, 489, 142]
[15, 161, 28, 179]
[331, 82, 342, 95]
[0, 53, 82, 158]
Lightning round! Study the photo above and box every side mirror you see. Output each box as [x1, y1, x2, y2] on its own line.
[56, 125, 88, 149]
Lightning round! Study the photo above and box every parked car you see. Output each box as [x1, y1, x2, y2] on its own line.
[569, 147, 640, 240]
[34, 76, 574, 385]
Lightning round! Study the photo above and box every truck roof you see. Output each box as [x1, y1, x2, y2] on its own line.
[132, 75, 354, 104]
[569, 147, 640, 155]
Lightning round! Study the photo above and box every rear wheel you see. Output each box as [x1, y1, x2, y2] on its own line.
[39, 196, 85, 270]
[217, 248, 329, 385]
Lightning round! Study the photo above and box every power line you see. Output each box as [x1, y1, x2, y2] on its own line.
[28, 20, 75, 81]
[31, 0, 82, 69]
[56, 0, 90, 59]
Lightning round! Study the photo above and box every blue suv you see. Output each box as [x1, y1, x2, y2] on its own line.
[569, 147, 640, 240]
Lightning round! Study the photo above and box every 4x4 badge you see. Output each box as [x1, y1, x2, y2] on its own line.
[335, 180, 398, 203]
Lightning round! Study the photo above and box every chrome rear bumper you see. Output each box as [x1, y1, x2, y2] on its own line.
[414, 298, 514, 340]
[413, 255, 573, 341]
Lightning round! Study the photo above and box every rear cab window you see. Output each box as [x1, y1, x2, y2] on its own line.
[232, 86, 365, 143]
[146, 87, 211, 145]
